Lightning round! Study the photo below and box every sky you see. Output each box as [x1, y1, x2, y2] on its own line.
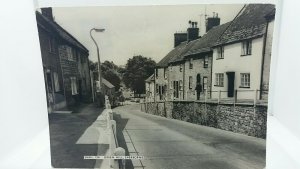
[51, 4, 244, 66]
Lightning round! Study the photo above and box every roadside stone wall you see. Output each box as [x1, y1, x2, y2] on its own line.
[143, 101, 267, 138]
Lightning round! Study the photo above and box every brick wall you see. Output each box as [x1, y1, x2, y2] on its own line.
[143, 101, 267, 138]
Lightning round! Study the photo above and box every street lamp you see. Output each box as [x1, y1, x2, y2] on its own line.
[90, 28, 105, 92]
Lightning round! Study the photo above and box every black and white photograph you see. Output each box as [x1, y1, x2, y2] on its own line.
[33, 3, 277, 169]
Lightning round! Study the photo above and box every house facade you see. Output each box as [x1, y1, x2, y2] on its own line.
[146, 4, 275, 104]
[145, 74, 155, 102]
[36, 8, 92, 112]
[211, 4, 275, 100]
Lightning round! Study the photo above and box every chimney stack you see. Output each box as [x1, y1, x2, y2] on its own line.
[41, 7, 54, 21]
[174, 32, 187, 47]
[187, 20, 199, 42]
[206, 12, 220, 32]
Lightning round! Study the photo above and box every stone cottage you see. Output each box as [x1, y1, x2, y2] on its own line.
[36, 8, 92, 112]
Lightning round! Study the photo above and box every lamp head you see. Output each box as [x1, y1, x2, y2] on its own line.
[94, 28, 105, 32]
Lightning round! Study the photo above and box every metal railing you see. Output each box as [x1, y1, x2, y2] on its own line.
[144, 89, 269, 106]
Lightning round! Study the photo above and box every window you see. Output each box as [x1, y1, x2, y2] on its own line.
[179, 80, 183, 91]
[189, 58, 193, 69]
[240, 73, 250, 88]
[215, 73, 224, 86]
[66, 46, 75, 61]
[164, 68, 167, 79]
[70, 77, 78, 95]
[217, 46, 224, 59]
[189, 76, 193, 89]
[241, 40, 252, 56]
[53, 72, 60, 92]
[155, 69, 158, 78]
[170, 80, 173, 89]
[156, 84, 159, 93]
[48, 37, 55, 53]
[180, 64, 183, 72]
[204, 55, 209, 68]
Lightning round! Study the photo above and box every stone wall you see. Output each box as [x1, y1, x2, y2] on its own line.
[143, 101, 267, 138]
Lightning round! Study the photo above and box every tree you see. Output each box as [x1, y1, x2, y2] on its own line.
[123, 55, 156, 95]
[89, 60, 122, 91]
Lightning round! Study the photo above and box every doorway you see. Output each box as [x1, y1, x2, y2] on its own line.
[196, 74, 201, 100]
[226, 72, 235, 97]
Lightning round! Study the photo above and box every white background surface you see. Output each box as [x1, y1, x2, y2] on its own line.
[0, 0, 299, 169]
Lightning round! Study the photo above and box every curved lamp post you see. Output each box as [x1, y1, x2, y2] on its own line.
[90, 28, 105, 92]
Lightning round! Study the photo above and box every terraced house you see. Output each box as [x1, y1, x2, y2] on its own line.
[36, 8, 92, 112]
[211, 4, 275, 101]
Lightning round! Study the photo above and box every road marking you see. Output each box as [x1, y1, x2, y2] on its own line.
[124, 128, 146, 169]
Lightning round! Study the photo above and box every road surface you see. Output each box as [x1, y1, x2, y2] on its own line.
[113, 104, 266, 169]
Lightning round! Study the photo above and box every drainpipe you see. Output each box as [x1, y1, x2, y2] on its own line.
[260, 23, 269, 100]
[183, 61, 186, 100]
[154, 68, 157, 103]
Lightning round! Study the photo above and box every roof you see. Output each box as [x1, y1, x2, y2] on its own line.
[156, 42, 188, 67]
[102, 78, 115, 89]
[168, 21, 231, 63]
[215, 4, 275, 46]
[145, 74, 155, 82]
[169, 40, 198, 63]
[183, 22, 231, 57]
[36, 11, 89, 53]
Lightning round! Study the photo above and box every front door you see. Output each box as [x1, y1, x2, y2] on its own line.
[46, 71, 54, 112]
[226, 72, 235, 97]
[196, 74, 201, 100]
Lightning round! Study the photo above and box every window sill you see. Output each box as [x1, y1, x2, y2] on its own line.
[214, 85, 224, 87]
[240, 54, 251, 56]
[239, 86, 250, 88]
[216, 58, 224, 60]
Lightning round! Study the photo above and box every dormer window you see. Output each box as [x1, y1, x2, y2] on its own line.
[241, 40, 252, 56]
[180, 64, 183, 72]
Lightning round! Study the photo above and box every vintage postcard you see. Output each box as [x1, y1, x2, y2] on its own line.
[35, 3, 276, 169]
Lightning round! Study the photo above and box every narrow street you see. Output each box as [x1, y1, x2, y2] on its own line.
[114, 104, 266, 169]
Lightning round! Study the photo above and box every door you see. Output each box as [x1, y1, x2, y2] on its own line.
[226, 72, 235, 97]
[46, 71, 54, 112]
[196, 74, 202, 100]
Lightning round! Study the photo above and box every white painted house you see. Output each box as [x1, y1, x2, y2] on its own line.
[211, 4, 275, 100]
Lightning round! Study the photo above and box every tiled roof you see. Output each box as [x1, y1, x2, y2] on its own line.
[169, 40, 198, 63]
[102, 78, 115, 89]
[36, 11, 88, 53]
[182, 21, 231, 57]
[145, 74, 154, 82]
[215, 4, 275, 46]
[156, 42, 188, 67]
[169, 21, 231, 64]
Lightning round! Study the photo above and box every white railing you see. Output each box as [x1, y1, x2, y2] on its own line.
[104, 95, 126, 169]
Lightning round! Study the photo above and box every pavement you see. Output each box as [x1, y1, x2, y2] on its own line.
[113, 104, 266, 169]
[48, 103, 108, 168]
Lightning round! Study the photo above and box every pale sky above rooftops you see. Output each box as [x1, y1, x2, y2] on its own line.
[51, 4, 243, 65]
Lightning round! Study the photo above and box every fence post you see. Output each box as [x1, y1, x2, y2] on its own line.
[254, 89, 258, 106]
[218, 90, 221, 104]
[234, 90, 238, 104]
[114, 147, 126, 169]
[110, 120, 117, 168]
[205, 90, 207, 103]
